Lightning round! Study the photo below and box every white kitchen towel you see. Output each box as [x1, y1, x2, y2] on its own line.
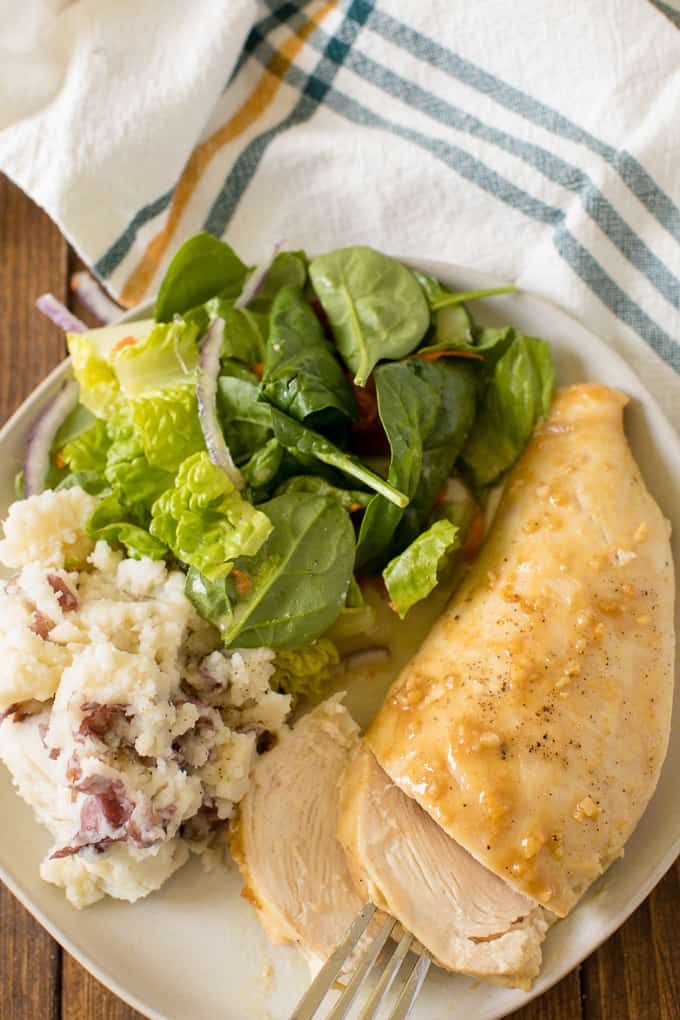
[1, 0, 679, 427]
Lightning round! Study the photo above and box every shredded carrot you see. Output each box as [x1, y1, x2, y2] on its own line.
[231, 568, 251, 595]
[254, 361, 264, 379]
[414, 349, 483, 362]
[463, 508, 486, 562]
[387, 599, 398, 613]
[349, 501, 362, 513]
[55, 450, 66, 469]
[112, 335, 137, 353]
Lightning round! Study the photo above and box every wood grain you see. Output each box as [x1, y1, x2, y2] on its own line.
[513, 968, 583, 1020]
[62, 954, 142, 1020]
[0, 172, 678, 1020]
[581, 861, 680, 1020]
[0, 174, 65, 1020]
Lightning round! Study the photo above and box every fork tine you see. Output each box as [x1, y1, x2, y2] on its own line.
[325, 916, 396, 1020]
[356, 930, 413, 1020]
[289, 904, 376, 1020]
[387, 950, 432, 1020]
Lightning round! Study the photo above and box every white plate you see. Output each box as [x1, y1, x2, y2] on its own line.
[1, 260, 678, 1020]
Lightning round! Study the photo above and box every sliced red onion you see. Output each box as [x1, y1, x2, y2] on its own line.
[36, 294, 87, 334]
[24, 380, 80, 497]
[70, 271, 122, 325]
[342, 647, 391, 670]
[234, 240, 283, 309]
[197, 319, 244, 490]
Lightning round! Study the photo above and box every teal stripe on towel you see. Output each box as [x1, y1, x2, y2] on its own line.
[363, 3, 680, 247]
[248, 33, 680, 371]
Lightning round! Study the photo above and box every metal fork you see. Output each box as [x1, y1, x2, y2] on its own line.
[289, 904, 431, 1020]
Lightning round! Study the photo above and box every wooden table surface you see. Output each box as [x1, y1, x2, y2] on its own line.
[0, 172, 678, 1020]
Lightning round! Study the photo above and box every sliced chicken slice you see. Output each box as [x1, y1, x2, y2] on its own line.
[229, 697, 364, 964]
[367, 385, 675, 916]
[339, 744, 549, 989]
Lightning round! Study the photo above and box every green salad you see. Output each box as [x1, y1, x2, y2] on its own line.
[36, 235, 554, 696]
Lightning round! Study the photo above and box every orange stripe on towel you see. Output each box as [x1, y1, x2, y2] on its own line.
[119, 1, 336, 308]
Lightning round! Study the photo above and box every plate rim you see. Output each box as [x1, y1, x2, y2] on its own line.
[0, 259, 678, 1020]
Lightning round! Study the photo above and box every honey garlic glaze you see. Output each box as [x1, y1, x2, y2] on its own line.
[366, 385, 675, 917]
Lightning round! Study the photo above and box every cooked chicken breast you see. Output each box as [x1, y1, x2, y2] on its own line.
[367, 384, 674, 917]
[339, 744, 549, 989]
[229, 697, 364, 963]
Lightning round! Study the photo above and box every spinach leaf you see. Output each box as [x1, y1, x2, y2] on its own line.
[218, 306, 265, 365]
[183, 251, 308, 340]
[261, 286, 356, 427]
[218, 376, 273, 463]
[309, 246, 429, 386]
[414, 270, 516, 311]
[395, 359, 476, 546]
[383, 519, 460, 618]
[241, 437, 284, 492]
[356, 360, 476, 567]
[219, 358, 261, 383]
[155, 233, 249, 322]
[356, 362, 437, 568]
[270, 407, 408, 507]
[433, 303, 474, 345]
[185, 565, 233, 627]
[248, 251, 308, 317]
[462, 333, 554, 487]
[87, 493, 168, 560]
[220, 493, 356, 649]
[417, 324, 514, 360]
[276, 475, 371, 511]
[55, 471, 111, 495]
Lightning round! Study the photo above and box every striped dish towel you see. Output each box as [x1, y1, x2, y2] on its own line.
[1, 0, 678, 427]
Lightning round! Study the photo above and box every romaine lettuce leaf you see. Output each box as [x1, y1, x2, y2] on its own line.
[383, 519, 460, 618]
[272, 639, 340, 701]
[113, 320, 199, 396]
[67, 320, 153, 426]
[132, 385, 205, 472]
[60, 418, 111, 472]
[53, 404, 97, 449]
[149, 452, 272, 580]
[105, 438, 174, 507]
[68, 319, 204, 473]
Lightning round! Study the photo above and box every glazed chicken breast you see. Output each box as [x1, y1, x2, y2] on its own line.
[233, 384, 673, 990]
[366, 384, 674, 917]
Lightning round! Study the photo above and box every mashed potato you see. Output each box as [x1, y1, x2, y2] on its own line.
[0, 489, 291, 908]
